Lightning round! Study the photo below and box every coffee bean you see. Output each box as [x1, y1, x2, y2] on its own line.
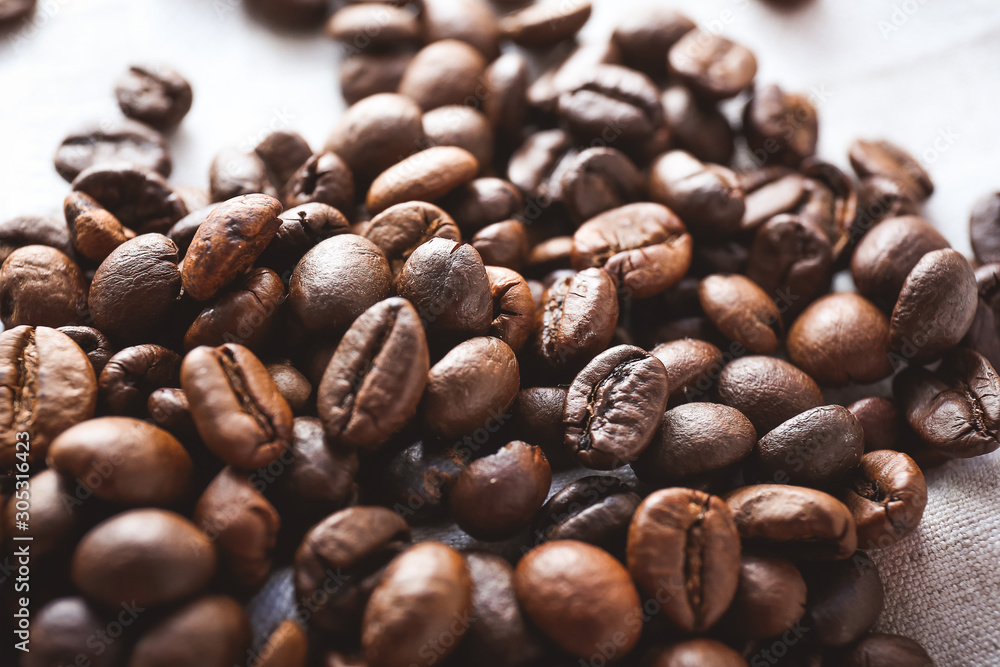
[362, 542, 473, 667]
[266, 360, 312, 413]
[511, 387, 569, 464]
[526, 235, 574, 276]
[841, 633, 935, 667]
[3, 470, 79, 557]
[325, 93, 424, 179]
[851, 215, 949, 309]
[668, 30, 757, 100]
[853, 175, 922, 238]
[527, 40, 621, 111]
[423, 105, 494, 172]
[485, 266, 535, 352]
[0, 245, 88, 328]
[753, 405, 864, 487]
[725, 484, 857, 560]
[24, 598, 125, 667]
[894, 348, 1000, 458]
[147, 386, 201, 444]
[0, 214, 74, 264]
[564, 345, 669, 469]
[699, 274, 782, 354]
[421, 0, 499, 58]
[262, 202, 351, 269]
[841, 449, 927, 549]
[800, 551, 884, 646]
[743, 84, 818, 167]
[962, 263, 1000, 370]
[294, 506, 411, 636]
[256, 620, 309, 667]
[786, 293, 892, 386]
[572, 203, 693, 299]
[650, 338, 724, 404]
[63, 191, 135, 262]
[631, 402, 756, 485]
[661, 85, 734, 165]
[255, 130, 313, 191]
[969, 191, 1000, 264]
[441, 177, 525, 234]
[98, 344, 181, 415]
[0, 326, 96, 469]
[72, 163, 187, 233]
[326, 4, 421, 49]
[129, 595, 251, 667]
[644, 639, 748, 667]
[847, 397, 901, 452]
[245, 0, 327, 28]
[184, 267, 285, 351]
[746, 214, 833, 311]
[741, 169, 806, 232]
[535, 267, 619, 370]
[424, 336, 519, 439]
[558, 148, 643, 225]
[369, 436, 467, 523]
[500, 1, 591, 47]
[282, 152, 355, 213]
[557, 64, 663, 148]
[507, 128, 573, 203]
[167, 205, 214, 257]
[72, 508, 216, 607]
[341, 51, 415, 106]
[473, 220, 529, 270]
[181, 343, 293, 468]
[890, 248, 976, 364]
[721, 554, 807, 640]
[363, 201, 461, 274]
[848, 138, 933, 200]
[318, 297, 428, 449]
[798, 159, 858, 257]
[90, 233, 182, 343]
[516, 540, 642, 660]
[650, 150, 745, 237]
[482, 52, 529, 140]
[367, 146, 479, 214]
[54, 119, 171, 182]
[397, 39, 488, 111]
[612, 8, 695, 78]
[715, 356, 824, 436]
[209, 147, 272, 202]
[115, 64, 193, 130]
[532, 476, 640, 554]
[0, 0, 35, 23]
[57, 326, 113, 375]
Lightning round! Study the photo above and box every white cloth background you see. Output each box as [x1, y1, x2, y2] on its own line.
[2, 1, 1000, 665]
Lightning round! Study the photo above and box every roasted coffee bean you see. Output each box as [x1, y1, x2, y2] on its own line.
[363, 201, 461, 274]
[24, 598, 125, 667]
[340, 51, 415, 106]
[423, 105, 494, 172]
[725, 484, 857, 560]
[743, 84, 818, 167]
[325, 93, 424, 179]
[255, 130, 313, 191]
[786, 293, 892, 386]
[115, 64, 193, 130]
[0, 214, 74, 264]
[367, 146, 479, 214]
[421, 0, 499, 57]
[746, 214, 833, 310]
[631, 403, 756, 485]
[54, 119, 171, 182]
[294, 506, 411, 636]
[800, 552, 884, 646]
[147, 386, 200, 442]
[129, 595, 251, 667]
[962, 263, 1000, 370]
[0, 245, 88, 328]
[841, 449, 927, 549]
[527, 39, 621, 111]
[63, 191, 135, 262]
[564, 345, 669, 469]
[650, 150, 745, 237]
[424, 336, 519, 439]
[209, 147, 272, 202]
[263, 202, 351, 267]
[244, 0, 327, 28]
[797, 159, 858, 257]
[558, 148, 643, 225]
[194, 467, 281, 590]
[511, 387, 569, 464]
[396, 238, 492, 337]
[612, 8, 695, 78]
[442, 178, 525, 234]
[516, 540, 642, 661]
[753, 405, 865, 487]
[3, 470, 79, 557]
[894, 348, 1000, 458]
[853, 175, 922, 237]
[397, 39, 488, 111]
[572, 203, 693, 299]
[181, 343, 293, 468]
[72, 163, 187, 232]
[89, 233, 182, 343]
[507, 128, 573, 203]
[535, 267, 619, 369]
[98, 344, 181, 415]
[318, 298, 429, 449]
[500, 0, 591, 47]
[185, 267, 285, 351]
[450, 441, 550, 540]
[890, 248, 976, 363]
[721, 554, 807, 640]
[740, 169, 806, 232]
[627, 488, 741, 632]
[661, 85, 734, 165]
[72, 509, 216, 607]
[256, 620, 309, 667]
[645, 639, 748, 667]
[270, 417, 359, 520]
[482, 52, 529, 140]
[841, 633, 935, 667]
[668, 30, 757, 100]
[848, 397, 901, 452]
[715, 356, 824, 436]
[0, 326, 97, 469]
[282, 152, 355, 213]
[557, 65, 663, 147]
[526, 236, 574, 276]
[969, 191, 1000, 264]
[370, 436, 467, 523]
[532, 476, 641, 553]
[326, 3, 421, 48]
[485, 266, 535, 352]
[650, 338, 724, 404]
[167, 205, 214, 257]
[473, 220, 529, 270]
[266, 360, 312, 413]
[848, 139, 933, 200]
[699, 274, 782, 354]
[289, 234, 392, 332]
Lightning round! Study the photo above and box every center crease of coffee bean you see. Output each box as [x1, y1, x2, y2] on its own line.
[219, 347, 275, 440]
[12, 328, 39, 429]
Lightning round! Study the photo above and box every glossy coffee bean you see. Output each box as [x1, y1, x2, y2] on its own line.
[482, 52, 529, 140]
[963, 263, 1000, 370]
[255, 620, 309, 667]
[650, 338, 724, 404]
[421, 0, 499, 58]
[362, 542, 473, 667]
[557, 64, 663, 148]
[0, 214, 74, 265]
[0, 245, 87, 329]
[612, 7, 695, 78]
[847, 397, 900, 452]
[181, 343, 293, 468]
[289, 234, 392, 332]
[848, 139, 933, 200]
[363, 201, 461, 275]
[194, 467, 280, 590]
[631, 402, 756, 485]
[740, 169, 806, 232]
[255, 130, 313, 191]
[318, 298, 428, 449]
[97, 344, 180, 415]
[572, 203, 693, 299]
[725, 484, 857, 560]
[129, 595, 251, 667]
[294, 506, 411, 636]
[699, 274, 782, 354]
[627, 488, 741, 632]
[450, 441, 551, 540]
[743, 84, 818, 167]
[852, 217, 948, 306]
[650, 150, 745, 237]
[367, 146, 479, 215]
[485, 266, 535, 352]
[472, 220, 529, 270]
[787, 293, 892, 386]
[558, 147, 643, 225]
[511, 387, 569, 461]
[442, 178, 525, 235]
[853, 174, 922, 237]
[54, 119, 171, 182]
[645, 639, 748, 667]
[526, 39, 621, 110]
[531, 476, 641, 554]
[969, 191, 1000, 264]
[147, 386, 199, 443]
[753, 405, 864, 487]
[516, 540, 642, 661]
[0, 326, 97, 469]
[185, 267, 285, 351]
[63, 191, 135, 262]
[507, 128, 573, 203]
[262, 202, 351, 268]
[841, 449, 926, 549]
[423, 105, 494, 171]
[661, 85, 734, 165]
[209, 147, 271, 202]
[270, 417, 358, 520]
[23, 598, 125, 667]
[72, 163, 187, 233]
[841, 633, 935, 667]
[500, 0, 591, 47]
[801, 551, 884, 646]
[325, 93, 424, 179]
[715, 356, 824, 436]
[282, 152, 355, 213]
[72, 509, 216, 607]
[424, 336, 519, 439]
[326, 4, 421, 49]
[341, 51, 415, 106]
[266, 360, 312, 413]
[746, 214, 833, 310]
[115, 64, 193, 130]
[57, 325, 113, 375]
[721, 554, 807, 640]
[535, 267, 619, 370]
[397, 39, 488, 111]
[668, 30, 757, 100]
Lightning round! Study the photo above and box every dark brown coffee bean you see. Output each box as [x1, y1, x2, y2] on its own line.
[500, 0, 591, 47]
[0, 214, 74, 265]
[627, 488, 741, 632]
[194, 467, 281, 591]
[715, 356, 824, 436]
[668, 30, 757, 100]
[507, 128, 573, 204]
[661, 85, 734, 165]
[0, 245, 88, 328]
[255, 130, 313, 191]
[325, 93, 424, 179]
[535, 267, 619, 369]
[294, 506, 411, 636]
[612, 8, 695, 78]
[282, 152, 355, 213]
[363, 201, 461, 274]
[743, 84, 818, 167]
[443, 178, 526, 236]
[397, 39, 488, 111]
[631, 402, 756, 485]
[326, 3, 421, 48]
[147, 387, 200, 443]
[24, 598, 125, 667]
[559, 148, 643, 225]
[511, 387, 569, 464]
[650, 338, 724, 404]
[89, 233, 182, 343]
[526, 235, 574, 276]
[370, 436, 467, 523]
[473, 220, 529, 270]
[740, 169, 806, 232]
[894, 348, 1000, 458]
[527, 35, 622, 111]
[746, 214, 833, 311]
[721, 554, 807, 640]
[54, 119, 171, 182]
[58, 325, 113, 375]
[482, 52, 529, 140]
[115, 64, 193, 130]
[98, 344, 181, 415]
[209, 147, 272, 202]
[847, 397, 900, 452]
[266, 360, 312, 413]
[485, 266, 535, 352]
[72, 508, 216, 607]
[725, 484, 857, 560]
[516, 540, 642, 661]
[564, 345, 669, 469]
[423, 105, 494, 172]
[421, 0, 499, 57]
[341, 51, 415, 106]
[853, 175, 922, 240]
[650, 150, 745, 237]
[245, 0, 327, 28]
[645, 639, 748, 667]
[184, 267, 285, 351]
[72, 163, 187, 232]
[572, 202, 693, 299]
[181, 343, 293, 468]
[849, 138, 933, 200]
[290, 234, 392, 332]
[255, 620, 309, 667]
[63, 191, 135, 262]
[557, 64, 663, 147]
[969, 191, 1000, 264]
[129, 595, 251, 667]
[532, 476, 640, 554]
[890, 248, 976, 364]
[262, 202, 351, 268]
[699, 274, 782, 354]
[841, 633, 935, 667]
[167, 205, 214, 257]
[801, 552, 884, 646]
[754, 405, 864, 487]
[797, 159, 858, 258]
[962, 263, 1000, 370]
[424, 336, 519, 439]
[841, 449, 926, 549]
[367, 146, 479, 215]
[3, 470, 78, 559]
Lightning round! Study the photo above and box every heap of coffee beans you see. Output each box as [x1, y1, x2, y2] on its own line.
[3, 1, 995, 665]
